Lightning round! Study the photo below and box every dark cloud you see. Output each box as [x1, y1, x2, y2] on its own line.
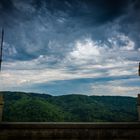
[0, 0, 139, 61]
[0, 0, 138, 26]
[0, 0, 13, 10]
[0, 0, 140, 96]
[0, 0, 139, 28]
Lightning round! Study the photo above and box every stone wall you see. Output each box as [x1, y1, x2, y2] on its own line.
[0, 95, 4, 122]
[138, 94, 140, 121]
[0, 122, 140, 140]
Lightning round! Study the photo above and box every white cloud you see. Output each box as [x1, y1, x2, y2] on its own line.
[108, 34, 135, 51]
[0, 67, 102, 90]
[67, 34, 136, 67]
[111, 86, 139, 93]
[64, 35, 138, 77]
[91, 84, 139, 97]
[0, 33, 139, 96]
[70, 38, 100, 60]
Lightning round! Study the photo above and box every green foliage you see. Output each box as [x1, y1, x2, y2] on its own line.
[1, 91, 137, 122]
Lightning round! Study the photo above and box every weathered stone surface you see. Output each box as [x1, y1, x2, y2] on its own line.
[0, 95, 4, 122]
[138, 94, 140, 121]
[138, 94, 140, 105]
[138, 106, 140, 121]
[0, 122, 140, 140]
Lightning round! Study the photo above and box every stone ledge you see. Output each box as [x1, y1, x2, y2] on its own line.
[0, 122, 140, 129]
[0, 122, 140, 140]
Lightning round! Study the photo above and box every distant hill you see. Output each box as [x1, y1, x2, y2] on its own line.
[1, 91, 138, 122]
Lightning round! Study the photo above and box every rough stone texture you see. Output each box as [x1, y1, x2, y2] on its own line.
[0, 95, 4, 122]
[0, 107, 2, 122]
[138, 94, 140, 121]
[138, 94, 140, 105]
[0, 122, 140, 140]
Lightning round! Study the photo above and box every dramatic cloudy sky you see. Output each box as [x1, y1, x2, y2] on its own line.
[0, 0, 140, 96]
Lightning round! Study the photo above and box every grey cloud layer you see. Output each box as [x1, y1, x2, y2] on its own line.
[0, 0, 140, 96]
[0, 0, 139, 62]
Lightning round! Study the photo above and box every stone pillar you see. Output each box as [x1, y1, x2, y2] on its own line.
[138, 94, 140, 121]
[0, 94, 4, 122]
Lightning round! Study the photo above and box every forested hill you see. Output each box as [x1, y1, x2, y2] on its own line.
[1, 91, 137, 122]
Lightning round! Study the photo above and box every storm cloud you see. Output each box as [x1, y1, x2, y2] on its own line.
[0, 0, 140, 96]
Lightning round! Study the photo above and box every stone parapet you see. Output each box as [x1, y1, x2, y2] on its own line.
[0, 122, 140, 140]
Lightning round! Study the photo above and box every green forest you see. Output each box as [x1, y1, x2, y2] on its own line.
[1, 91, 137, 122]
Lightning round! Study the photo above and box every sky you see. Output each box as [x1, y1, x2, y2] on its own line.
[0, 0, 140, 96]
